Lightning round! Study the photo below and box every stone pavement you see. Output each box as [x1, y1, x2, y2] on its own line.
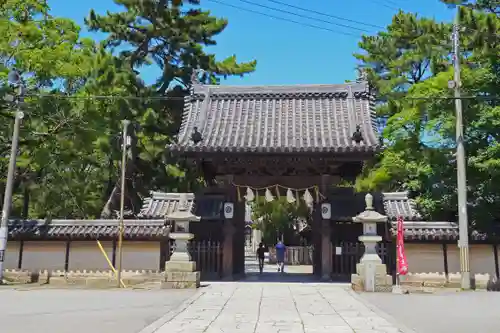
[143, 282, 407, 333]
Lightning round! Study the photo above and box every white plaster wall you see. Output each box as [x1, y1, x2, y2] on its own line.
[121, 241, 160, 270]
[9, 240, 498, 275]
[22, 241, 66, 271]
[4, 241, 20, 269]
[447, 244, 495, 275]
[405, 244, 444, 273]
[470, 244, 496, 275]
[10, 241, 160, 272]
[68, 241, 114, 271]
[447, 244, 462, 273]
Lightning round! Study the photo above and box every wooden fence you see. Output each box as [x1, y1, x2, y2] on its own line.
[331, 241, 395, 281]
[168, 240, 223, 280]
[268, 246, 314, 265]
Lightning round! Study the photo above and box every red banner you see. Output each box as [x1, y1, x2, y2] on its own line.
[396, 216, 409, 275]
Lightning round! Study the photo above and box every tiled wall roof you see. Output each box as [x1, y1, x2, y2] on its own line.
[391, 220, 487, 241]
[8, 219, 167, 240]
[383, 192, 489, 241]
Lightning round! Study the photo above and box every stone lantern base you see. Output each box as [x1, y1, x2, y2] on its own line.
[161, 233, 200, 289]
[351, 262, 393, 292]
[351, 236, 392, 292]
[161, 261, 201, 289]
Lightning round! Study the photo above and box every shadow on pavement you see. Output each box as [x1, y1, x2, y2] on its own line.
[240, 271, 320, 283]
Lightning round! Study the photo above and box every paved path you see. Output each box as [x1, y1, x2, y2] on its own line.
[0, 288, 195, 333]
[145, 283, 406, 333]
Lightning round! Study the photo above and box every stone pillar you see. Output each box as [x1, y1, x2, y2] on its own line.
[222, 219, 235, 280]
[321, 220, 332, 281]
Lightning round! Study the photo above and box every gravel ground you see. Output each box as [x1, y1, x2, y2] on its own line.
[0, 287, 196, 333]
[360, 290, 500, 333]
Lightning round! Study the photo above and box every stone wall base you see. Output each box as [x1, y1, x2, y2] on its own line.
[3, 270, 37, 284]
[351, 273, 393, 292]
[400, 272, 491, 290]
[2, 269, 163, 288]
[352, 271, 494, 293]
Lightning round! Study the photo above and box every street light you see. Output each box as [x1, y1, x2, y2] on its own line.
[0, 70, 25, 283]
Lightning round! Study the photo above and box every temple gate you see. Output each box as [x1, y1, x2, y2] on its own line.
[167, 81, 381, 280]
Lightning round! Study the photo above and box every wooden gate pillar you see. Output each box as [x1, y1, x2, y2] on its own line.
[312, 205, 322, 276]
[321, 219, 332, 280]
[222, 219, 235, 280]
[319, 174, 332, 280]
[232, 200, 246, 277]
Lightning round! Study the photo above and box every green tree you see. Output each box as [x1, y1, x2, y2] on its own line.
[250, 197, 310, 244]
[0, 0, 109, 218]
[355, 4, 500, 231]
[1, 0, 257, 219]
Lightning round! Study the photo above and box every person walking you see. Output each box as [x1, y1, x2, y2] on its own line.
[275, 241, 286, 273]
[256, 242, 266, 273]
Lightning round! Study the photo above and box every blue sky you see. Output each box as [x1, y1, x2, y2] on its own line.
[48, 0, 454, 86]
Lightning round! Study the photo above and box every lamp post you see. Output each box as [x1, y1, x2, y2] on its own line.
[116, 119, 130, 288]
[0, 71, 25, 283]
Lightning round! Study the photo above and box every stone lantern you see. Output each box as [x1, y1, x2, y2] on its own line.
[351, 193, 392, 292]
[162, 193, 201, 289]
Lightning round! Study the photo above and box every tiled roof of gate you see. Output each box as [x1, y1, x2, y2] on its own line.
[139, 192, 195, 218]
[138, 191, 223, 219]
[8, 219, 168, 240]
[382, 192, 422, 221]
[168, 83, 380, 154]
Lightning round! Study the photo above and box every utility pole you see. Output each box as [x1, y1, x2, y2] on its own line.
[0, 71, 25, 283]
[116, 119, 130, 288]
[451, 8, 471, 290]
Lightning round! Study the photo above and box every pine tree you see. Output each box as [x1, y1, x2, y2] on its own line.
[441, 0, 499, 15]
[86, 0, 256, 93]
